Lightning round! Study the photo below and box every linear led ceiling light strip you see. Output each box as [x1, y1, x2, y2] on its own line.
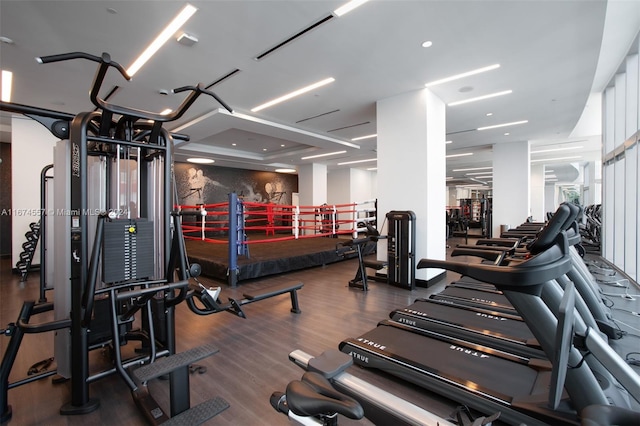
[337, 158, 376, 166]
[251, 78, 335, 112]
[301, 151, 347, 160]
[425, 64, 500, 87]
[352, 134, 377, 141]
[477, 120, 528, 131]
[1, 70, 12, 102]
[448, 90, 512, 106]
[127, 4, 198, 76]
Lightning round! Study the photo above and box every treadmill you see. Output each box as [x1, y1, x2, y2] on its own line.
[387, 207, 570, 362]
[389, 297, 545, 359]
[340, 232, 618, 426]
[436, 203, 621, 340]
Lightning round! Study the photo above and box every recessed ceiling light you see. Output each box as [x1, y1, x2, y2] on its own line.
[448, 90, 512, 106]
[187, 158, 214, 164]
[504, 132, 510, 136]
[275, 168, 296, 173]
[301, 150, 347, 160]
[337, 158, 376, 166]
[280, 144, 285, 147]
[486, 112, 493, 116]
[232, 143, 237, 146]
[425, 64, 500, 87]
[446, 140, 453, 144]
[446, 152, 473, 158]
[333, 0, 370, 17]
[458, 86, 474, 93]
[127, 4, 198, 76]
[251, 77, 335, 112]
[0, 36, 15, 45]
[477, 120, 528, 131]
[351, 134, 377, 141]
[263, 148, 267, 151]
[421, 41, 433, 48]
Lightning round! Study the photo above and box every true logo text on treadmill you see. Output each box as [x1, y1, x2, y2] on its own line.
[348, 351, 369, 364]
[475, 313, 507, 321]
[471, 297, 495, 304]
[356, 338, 386, 351]
[397, 317, 417, 326]
[404, 309, 429, 318]
[449, 345, 490, 358]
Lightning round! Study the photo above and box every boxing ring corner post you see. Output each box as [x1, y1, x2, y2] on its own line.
[228, 192, 241, 287]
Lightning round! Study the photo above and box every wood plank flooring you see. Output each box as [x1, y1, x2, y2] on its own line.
[2, 236, 638, 426]
[0, 242, 460, 426]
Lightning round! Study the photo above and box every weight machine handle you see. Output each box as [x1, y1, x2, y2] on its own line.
[36, 51, 130, 79]
[36, 51, 233, 122]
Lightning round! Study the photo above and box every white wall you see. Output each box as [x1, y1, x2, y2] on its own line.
[11, 116, 57, 266]
[530, 164, 545, 221]
[327, 169, 350, 206]
[298, 163, 327, 235]
[327, 168, 376, 233]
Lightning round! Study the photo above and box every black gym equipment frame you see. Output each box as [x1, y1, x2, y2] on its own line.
[385, 210, 416, 290]
[340, 222, 640, 425]
[0, 51, 235, 424]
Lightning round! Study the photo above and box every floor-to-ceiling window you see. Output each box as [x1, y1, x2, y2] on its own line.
[602, 36, 639, 282]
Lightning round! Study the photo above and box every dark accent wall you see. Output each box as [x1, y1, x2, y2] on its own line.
[175, 162, 298, 207]
[0, 142, 11, 256]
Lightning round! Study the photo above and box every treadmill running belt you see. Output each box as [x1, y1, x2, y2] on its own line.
[340, 322, 539, 403]
[432, 286, 516, 313]
[393, 300, 536, 344]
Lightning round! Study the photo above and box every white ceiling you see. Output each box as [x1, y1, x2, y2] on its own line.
[0, 0, 636, 187]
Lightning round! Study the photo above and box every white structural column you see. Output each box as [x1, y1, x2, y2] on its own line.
[377, 88, 446, 282]
[11, 117, 57, 265]
[493, 141, 530, 236]
[530, 164, 545, 221]
[298, 163, 327, 235]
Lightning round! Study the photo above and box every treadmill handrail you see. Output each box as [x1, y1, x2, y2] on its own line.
[418, 232, 572, 292]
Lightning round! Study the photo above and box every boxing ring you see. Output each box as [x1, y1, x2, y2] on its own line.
[178, 194, 378, 286]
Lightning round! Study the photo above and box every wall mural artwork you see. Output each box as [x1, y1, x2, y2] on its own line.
[175, 162, 298, 207]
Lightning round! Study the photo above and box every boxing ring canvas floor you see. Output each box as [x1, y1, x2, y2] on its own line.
[185, 234, 361, 284]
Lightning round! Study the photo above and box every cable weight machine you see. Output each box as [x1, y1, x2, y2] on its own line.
[0, 51, 234, 424]
[386, 211, 416, 290]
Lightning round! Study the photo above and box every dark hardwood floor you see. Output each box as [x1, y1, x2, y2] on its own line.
[2, 235, 638, 426]
[0, 241, 462, 426]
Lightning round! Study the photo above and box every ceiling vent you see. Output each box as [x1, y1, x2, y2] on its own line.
[328, 121, 370, 133]
[296, 109, 340, 124]
[206, 69, 241, 90]
[255, 14, 334, 61]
